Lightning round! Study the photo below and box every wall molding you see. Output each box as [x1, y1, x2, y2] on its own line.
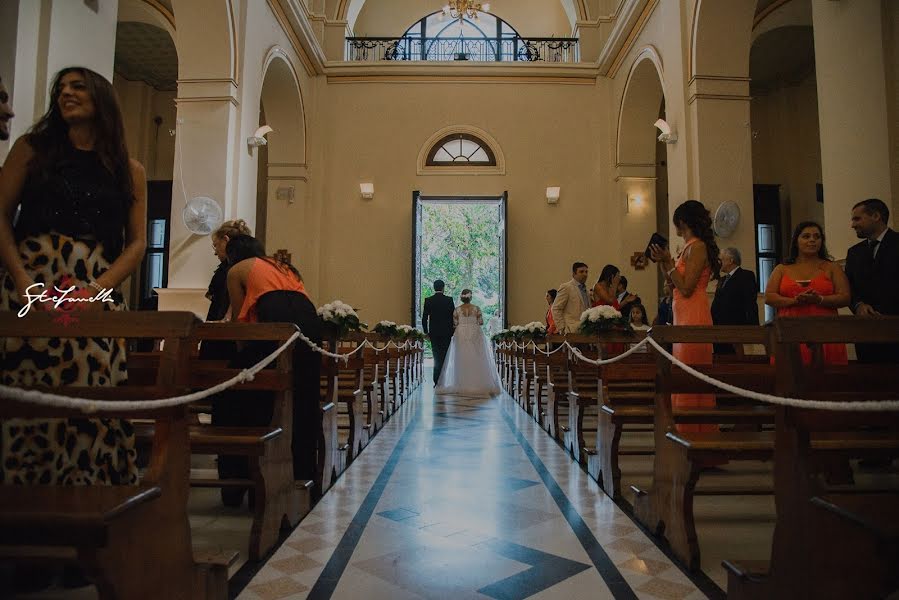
[597, 0, 658, 78]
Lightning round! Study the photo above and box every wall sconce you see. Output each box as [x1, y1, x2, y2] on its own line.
[360, 182, 374, 199]
[626, 195, 644, 213]
[276, 186, 295, 204]
[546, 186, 560, 204]
[653, 119, 677, 144]
[247, 125, 273, 149]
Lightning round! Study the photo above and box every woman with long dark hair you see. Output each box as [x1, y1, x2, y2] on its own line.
[213, 234, 323, 505]
[591, 264, 621, 308]
[0, 67, 147, 486]
[765, 221, 849, 364]
[650, 200, 719, 432]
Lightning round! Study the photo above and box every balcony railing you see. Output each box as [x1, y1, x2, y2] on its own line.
[345, 36, 579, 63]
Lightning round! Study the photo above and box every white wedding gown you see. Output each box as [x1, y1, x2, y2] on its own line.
[435, 305, 502, 396]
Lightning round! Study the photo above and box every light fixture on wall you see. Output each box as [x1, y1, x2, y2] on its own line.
[360, 182, 374, 199]
[277, 186, 295, 204]
[653, 119, 677, 144]
[247, 125, 273, 149]
[442, 0, 491, 22]
[546, 186, 560, 205]
[626, 195, 643, 213]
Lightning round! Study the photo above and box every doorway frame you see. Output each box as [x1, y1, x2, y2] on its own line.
[411, 191, 508, 329]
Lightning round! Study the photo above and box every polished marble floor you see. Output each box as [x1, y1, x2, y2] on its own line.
[238, 380, 707, 600]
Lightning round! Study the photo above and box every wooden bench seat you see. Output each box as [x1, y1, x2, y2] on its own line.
[133, 322, 315, 562]
[632, 325, 775, 571]
[725, 316, 899, 600]
[0, 312, 227, 599]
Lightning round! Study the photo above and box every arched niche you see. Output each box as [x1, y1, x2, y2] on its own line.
[617, 47, 665, 171]
[257, 49, 309, 268]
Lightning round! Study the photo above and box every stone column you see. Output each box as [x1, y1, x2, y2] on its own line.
[167, 79, 240, 295]
[687, 75, 755, 270]
[812, 0, 893, 259]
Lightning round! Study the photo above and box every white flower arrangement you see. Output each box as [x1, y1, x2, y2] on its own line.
[580, 305, 622, 323]
[317, 300, 366, 333]
[578, 305, 631, 334]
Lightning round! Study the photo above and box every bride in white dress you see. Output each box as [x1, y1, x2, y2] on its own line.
[435, 289, 502, 396]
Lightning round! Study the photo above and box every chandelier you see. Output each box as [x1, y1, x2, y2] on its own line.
[441, 0, 490, 21]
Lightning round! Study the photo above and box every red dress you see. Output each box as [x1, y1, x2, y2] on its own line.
[776, 271, 848, 365]
[672, 239, 715, 433]
[546, 308, 557, 335]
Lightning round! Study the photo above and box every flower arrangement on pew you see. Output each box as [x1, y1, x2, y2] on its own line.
[519, 321, 547, 341]
[577, 305, 632, 335]
[317, 300, 367, 336]
[372, 320, 400, 338]
[492, 329, 512, 343]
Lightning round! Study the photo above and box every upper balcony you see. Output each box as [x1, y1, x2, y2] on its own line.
[344, 11, 579, 64]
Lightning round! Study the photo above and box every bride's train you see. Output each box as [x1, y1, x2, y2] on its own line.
[435, 308, 502, 397]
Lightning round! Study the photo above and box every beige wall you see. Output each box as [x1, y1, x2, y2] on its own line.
[750, 73, 823, 235]
[291, 79, 629, 326]
[353, 0, 572, 38]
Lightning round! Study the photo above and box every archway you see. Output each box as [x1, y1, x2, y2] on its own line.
[114, 1, 180, 307]
[256, 51, 311, 282]
[616, 49, 666, 310]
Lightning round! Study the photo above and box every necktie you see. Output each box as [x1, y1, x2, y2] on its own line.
[869, 238, 880, 261]
[720, 274, 731, 289]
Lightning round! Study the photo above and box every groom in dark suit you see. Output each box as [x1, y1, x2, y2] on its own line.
[423, 279, 455, 384]
[711, 247, 759, 354]
[846, 198, 899, 363]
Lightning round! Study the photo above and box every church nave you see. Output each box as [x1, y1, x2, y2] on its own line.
[238, 380, 704, 600]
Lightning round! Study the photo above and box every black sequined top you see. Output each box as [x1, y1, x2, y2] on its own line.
[15, 147, 129, 260]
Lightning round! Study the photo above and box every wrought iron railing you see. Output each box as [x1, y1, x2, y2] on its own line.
[345, 36, 579, 63]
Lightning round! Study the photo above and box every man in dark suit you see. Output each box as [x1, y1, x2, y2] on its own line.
[422, 279, 455, 384]
[711, 247, 759, 354]
[846, 198, 899, 363]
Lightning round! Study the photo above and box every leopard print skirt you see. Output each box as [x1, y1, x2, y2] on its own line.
[0, 233, 138, 485]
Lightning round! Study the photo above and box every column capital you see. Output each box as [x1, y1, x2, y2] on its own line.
[175, 78, 240, 107]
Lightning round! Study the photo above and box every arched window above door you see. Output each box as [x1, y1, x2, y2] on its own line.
[426, 133, 496, 166]
[418, 126, 505, 175]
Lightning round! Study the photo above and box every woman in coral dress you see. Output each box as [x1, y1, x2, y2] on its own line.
[651, 200, 721, 433]
[765, 221, 850, 365]
[591, 265, 625, 355]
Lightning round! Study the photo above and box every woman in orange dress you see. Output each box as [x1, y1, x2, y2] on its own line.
[650, 200, 721, 433]
[215, 234, 323, 505]
[765, 221, 849, 364]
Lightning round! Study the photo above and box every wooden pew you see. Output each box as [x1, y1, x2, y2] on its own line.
[0, 312, 230, 599]
[320, 354, 348, 488]
[566, 331, 649, 468]
[131, 322, 316, 562]
[726, 316, 899, 600]
[632, 325, 776, 571]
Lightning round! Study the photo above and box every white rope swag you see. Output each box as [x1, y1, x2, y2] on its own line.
[0, 330, 421, 414]
[500, 337, 899, 412]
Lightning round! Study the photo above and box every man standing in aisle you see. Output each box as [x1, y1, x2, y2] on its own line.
[423, 279, 455, 385]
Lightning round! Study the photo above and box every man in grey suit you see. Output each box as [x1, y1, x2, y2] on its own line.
[422, 279, 455, 384]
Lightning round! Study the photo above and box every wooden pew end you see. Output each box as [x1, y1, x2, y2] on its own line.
[722, 559, 770, 600]
[193, 549, 240, 600]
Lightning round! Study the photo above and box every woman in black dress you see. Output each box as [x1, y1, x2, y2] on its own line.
[0, 67, 147, 486]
